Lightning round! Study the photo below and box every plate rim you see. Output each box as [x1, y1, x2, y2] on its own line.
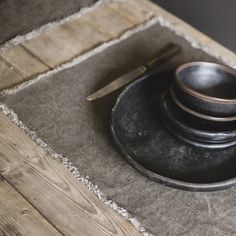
[110, 74, 236, 192]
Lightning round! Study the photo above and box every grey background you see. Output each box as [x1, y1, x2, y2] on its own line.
[153, 0, 236, 52]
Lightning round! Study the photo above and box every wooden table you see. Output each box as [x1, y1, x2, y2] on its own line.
[0, 0, 235, 235]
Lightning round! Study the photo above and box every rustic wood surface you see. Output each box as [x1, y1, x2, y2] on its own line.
[0, 57, 24, 90]
[0, 0, 154, 90]
[1, 45, 49, 78]
[0, 0, 236, 235]
[0, 113, 140, 236]
[0, 177, 62, 236]
[109, 0, 154, 24]
[23, 25, 92, 68]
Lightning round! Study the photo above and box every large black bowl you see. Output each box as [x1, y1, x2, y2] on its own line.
[175, 62, 236, 117]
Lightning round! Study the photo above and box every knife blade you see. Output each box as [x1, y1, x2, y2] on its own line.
[87, 43, 181, 101]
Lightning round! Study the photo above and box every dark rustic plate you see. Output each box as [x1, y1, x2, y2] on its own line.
[111, 71, 236, 191]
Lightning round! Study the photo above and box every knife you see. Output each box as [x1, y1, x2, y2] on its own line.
[87, 43, 181, 101]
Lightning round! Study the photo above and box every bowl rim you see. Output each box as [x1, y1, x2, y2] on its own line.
[175, 61, 236, 104]
[162, 90, 236, 135]
[170, 87, 236, 122]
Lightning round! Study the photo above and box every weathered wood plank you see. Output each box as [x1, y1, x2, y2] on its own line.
[0, 113, 140, 236]
[22, 25, 93, 68]
[109, 0, 154, 24]
[64, 17, 111, 46]
[0, 57, 25, 90]
[81, 4, 133, 38]
[22, 3, 135, 68]
[1, 45, 49, 77]
[0, 177, 62, 236]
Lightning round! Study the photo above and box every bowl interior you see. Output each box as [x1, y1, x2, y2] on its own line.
[178, 64, 236, 99]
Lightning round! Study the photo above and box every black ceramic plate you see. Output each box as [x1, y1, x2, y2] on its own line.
[111, 71, 236, 191]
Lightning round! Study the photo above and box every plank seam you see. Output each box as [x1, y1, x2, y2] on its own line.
[1, 176, 66, 236]
[0, 103, 153, 236]
[0, 56, 26, 78]
[20, 44, 52, 69]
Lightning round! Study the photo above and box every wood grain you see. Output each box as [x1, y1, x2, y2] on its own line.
[81, 4, 133, 38]
[64, 17, 111, 46]
[0, 176, 62, 236]
[0, 57, 24, 90]
[109, 0, 154, 25]
[22, 3, 135, 68]
[0, 113, 140, 236]
[22, 25, 93, 68]
[0, 1, 236, 235]
[1, 45, 49, 77]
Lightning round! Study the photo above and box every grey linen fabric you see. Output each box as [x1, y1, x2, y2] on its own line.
[1, 22, 236, 236]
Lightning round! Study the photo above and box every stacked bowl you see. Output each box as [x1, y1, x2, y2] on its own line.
[160, 62, 236, 149]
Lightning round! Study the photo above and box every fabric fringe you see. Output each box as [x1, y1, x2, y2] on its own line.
[0, 1, 235, 68]
[156, 16, 236, 69]
[0, 16, 157, 96]
[0, 0, 106, 53]
[1, 13, 236, 96]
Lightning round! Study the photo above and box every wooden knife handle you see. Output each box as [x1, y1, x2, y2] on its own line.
[146, 43, 181, 70]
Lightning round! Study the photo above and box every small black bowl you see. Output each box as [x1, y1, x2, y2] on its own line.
[175, 62, 236, 117]
[160, 91, 236, 149]
[170, 86, 236, 124]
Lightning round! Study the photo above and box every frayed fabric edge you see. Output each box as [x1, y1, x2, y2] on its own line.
[1, 13, 236, 96]
[0, 103, 153, 236]
[156, 16, 236, 69]
[0, 0, 106, 53]
[0, 16, 157, 96]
